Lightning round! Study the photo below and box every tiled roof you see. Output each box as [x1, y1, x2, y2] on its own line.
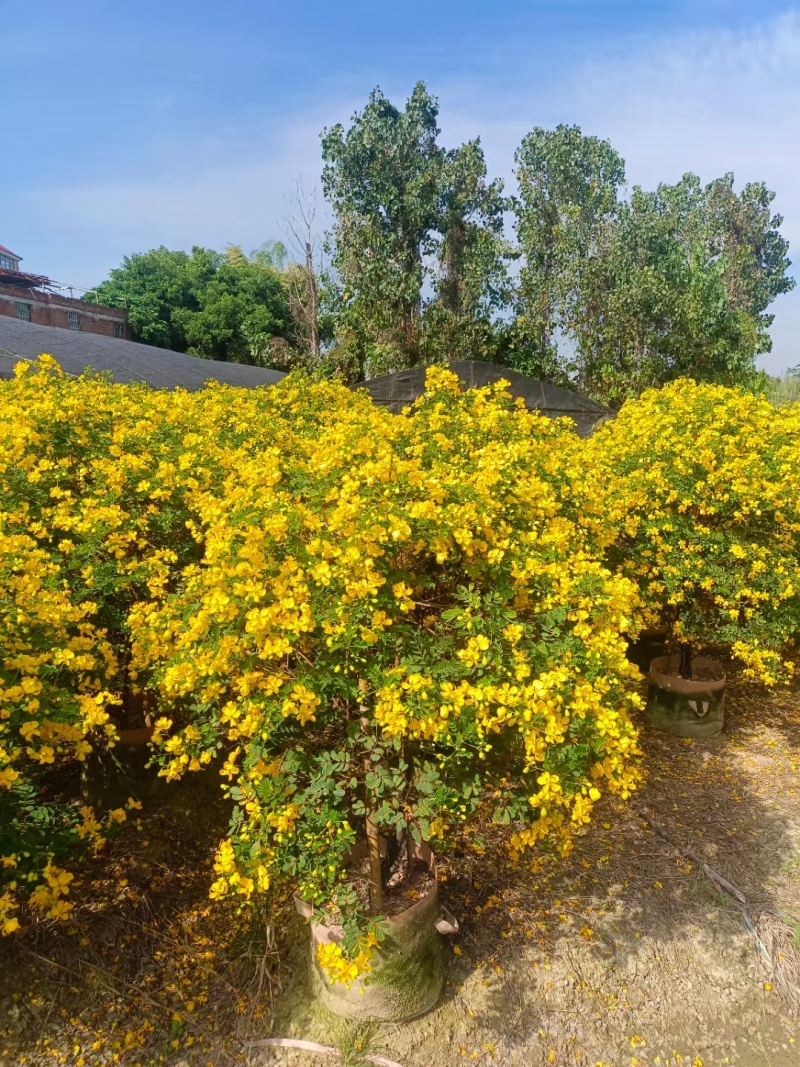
[0, 317, 286, 391]
[0, 245, 21, 259]
[0, 268, 50, 288]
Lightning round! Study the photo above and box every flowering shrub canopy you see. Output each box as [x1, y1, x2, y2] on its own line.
[8, 357, 797, 976]
[131, 366, 643, 964]
[582, 380, 800, 682]
[0, 355, 294, 932]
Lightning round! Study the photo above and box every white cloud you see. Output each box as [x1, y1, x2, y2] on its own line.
[23, 10, 800, 372]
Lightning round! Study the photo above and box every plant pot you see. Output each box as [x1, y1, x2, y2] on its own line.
[81, 726, 169, 808]
[295, 839, 457, 1022]
[646, 654, 726, 738]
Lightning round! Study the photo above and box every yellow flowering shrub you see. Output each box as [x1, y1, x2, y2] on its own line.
[131, 365, 643, 974]
[0, 355, 310, 929]
[0, 522, 115, 932]
[582, 380, 800, 682]
[0, 356, 646, 979]
[0, 355, 466, 936]
[7, 354, 800, 987]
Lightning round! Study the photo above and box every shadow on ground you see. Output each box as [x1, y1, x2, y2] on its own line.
[269, 673, 800, 1067]
[2, 673, 800, 1067]
[0, 770, 273, 1067]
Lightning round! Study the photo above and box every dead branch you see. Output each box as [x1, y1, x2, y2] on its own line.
[633, 803, 748, 905]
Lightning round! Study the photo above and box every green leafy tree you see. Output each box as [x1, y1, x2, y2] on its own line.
[423, 139, 511, 364]
[511, 127, 795, 402]
[322, 82, 508, 379]
[573, 176, 794, 403]
[89, 246, 212, 351]
[511, 125, 625, 383]
[321, 83, 443, 378]
[703, 176, 795, 356]
[572, 180, 748, 400]
[89, 245, 291, 365]
[176, 245, 289, 364]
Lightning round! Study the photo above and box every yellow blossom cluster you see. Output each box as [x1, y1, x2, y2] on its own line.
[21, 357, 800, 978]
[580, 379, 800, 682]
[316, 932, 380, 989]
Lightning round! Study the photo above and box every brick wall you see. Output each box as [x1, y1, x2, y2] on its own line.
[0, 284, 129, 339]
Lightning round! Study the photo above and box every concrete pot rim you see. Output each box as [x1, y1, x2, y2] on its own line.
[650, 654, 726, 695]
[295, 838, 443, 934]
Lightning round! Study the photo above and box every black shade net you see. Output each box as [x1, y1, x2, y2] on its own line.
[0, 324, 612, 437]
[0, 318, 285, 391]
[351, 360, 612, 437]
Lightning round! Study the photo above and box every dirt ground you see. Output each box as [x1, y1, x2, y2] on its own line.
[2, 670, 800, 1067]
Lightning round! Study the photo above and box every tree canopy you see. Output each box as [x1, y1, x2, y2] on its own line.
[88, 243, 292, 365]
[509, 126, 795, 403]
[89, 87, 795, 401]
[321, 83, 509, 379]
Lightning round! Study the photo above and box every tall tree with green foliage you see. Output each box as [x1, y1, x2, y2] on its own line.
[321, 84, 442, 378]
[704, 175, 795, 355]
[569, 175, 794, 403]
[88, 244, 291, 365]
[321, 82, 508, 379]
[511, 124, 625, 383]
[511, 126, 795, 403]
[423, 139, 511, 365]
[573, 180, 735, 399]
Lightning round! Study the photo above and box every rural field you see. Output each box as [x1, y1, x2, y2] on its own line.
[2, 665, 800, 1067]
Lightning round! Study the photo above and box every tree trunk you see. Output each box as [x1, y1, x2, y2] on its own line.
[359, 678, 384, 914]
[117, 639, 147, 731]
[305, 240, 320, 359]
[403, 740, 415, 869]
[365, 814, 384, 915]
[679, 642, 693, 681]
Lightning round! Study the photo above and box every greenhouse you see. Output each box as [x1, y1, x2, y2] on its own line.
[0, 318, 285, 390]
[353, 359, 613, 436]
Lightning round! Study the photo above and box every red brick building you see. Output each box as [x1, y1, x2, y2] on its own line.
[0, 245, 129, 340]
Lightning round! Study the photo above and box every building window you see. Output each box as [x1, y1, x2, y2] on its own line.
[113, 321, 125, 339]
[15, 302, 31, 322]
[67, 311, 81, 331]
[0, 254, 18, 270]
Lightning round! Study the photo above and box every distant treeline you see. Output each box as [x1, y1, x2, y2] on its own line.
[88, 83, 795, 406]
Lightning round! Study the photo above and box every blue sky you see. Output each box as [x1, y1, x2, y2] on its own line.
[3, 0, 799, 372]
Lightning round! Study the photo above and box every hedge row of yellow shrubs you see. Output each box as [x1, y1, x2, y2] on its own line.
[1, 356, 798, 974]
